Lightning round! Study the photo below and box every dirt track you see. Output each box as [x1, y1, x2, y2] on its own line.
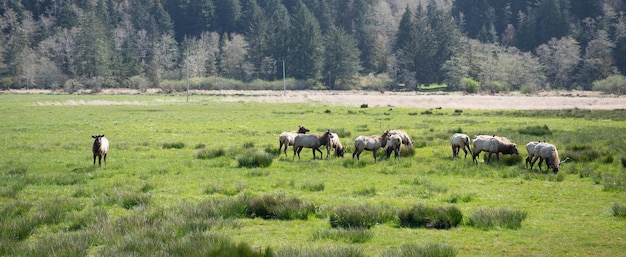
[212, 90, 625, 110]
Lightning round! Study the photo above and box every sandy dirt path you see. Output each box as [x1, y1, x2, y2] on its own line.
[210, 90, 625, 110]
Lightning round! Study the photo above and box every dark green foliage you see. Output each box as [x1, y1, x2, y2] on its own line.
[248, 194, 314, 220]
[380, 243, 457, 257]
[237, 151, 273, 168]
[611, 204, 626, 218]
[243, 141, 255, 149]
[163, 142, 185, 149]
[468, 207, 528, 230]
[501, 155, 522, 166]
[360, 104, 368, 108]
[445, 194, 474, 204]
[397, 204, 463, 229]
[330, 204, 396, 229]
[519, 125, 552, 136]
[621, 156, 626, 168]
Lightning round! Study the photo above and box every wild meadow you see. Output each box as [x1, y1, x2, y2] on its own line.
[0, 94, 625, 257]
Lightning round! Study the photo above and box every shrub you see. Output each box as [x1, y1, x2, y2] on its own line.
[519, 125, 552, 136]
[330, 204, 395, 229]
[237, 151, 273, 168]
[162, 142, 185, 149]
[400, 146, 416, 157]
[360, 104, 368, 108]
[462, 77, 479, 93]
[622, 156, 626, 168]
[611, 204, 626, 218]
[397, 204, 463, 229]
[592, 74, 626, 94]
[247, 194, 314, 220]
[468, 207, 528, 230]
[380, 243, 457, 257]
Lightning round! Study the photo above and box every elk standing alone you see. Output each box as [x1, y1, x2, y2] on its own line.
[92, 134, 109, 168]
[293, 130, 333, 160]
[353, 131, 390, 163]
[279, 125, 310, 156]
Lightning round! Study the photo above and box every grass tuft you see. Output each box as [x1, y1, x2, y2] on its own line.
[519, 125, 552, 136]
[380, 243, 457, 257]
[275, 246, 364, 257]
[313, 228, 374, 243]
[195, 147, 226, 159]
[330, 204, 396, 229]
[468, 207, 528, 230]
[611, 203, 626, 218]
[237, 151, 273, 168]
[163, 142, 185, 149]
[248, 194, 314, 220]
[397, 204, 463, 229]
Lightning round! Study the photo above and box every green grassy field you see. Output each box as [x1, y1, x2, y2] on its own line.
[1, 94, 625, 256]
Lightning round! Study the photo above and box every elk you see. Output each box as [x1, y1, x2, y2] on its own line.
[385, 134, 402, 159]
[293, 130, 333, 160]
[525, 141, 542, 169]
[329, 132, 345, 158]
[451, 133, 472, 158]
[472, 135, 519, 164]
[92, 134, 109, 168]
[389, 129, 413, 147]
[353, 131, 390, 163]
[530, 143, 568, 174]
[278, 125, 310, 156]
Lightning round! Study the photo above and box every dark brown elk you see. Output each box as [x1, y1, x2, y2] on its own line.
[293, 130, 333, 160]
[92, 134, 109, 168]
[278, 125, 310, 156]
[451, 133, 472, 158]
[472, 135, 519, 164]
[353, 131, 390, 163]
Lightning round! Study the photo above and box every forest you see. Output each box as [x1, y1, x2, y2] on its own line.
[1, 0, 626, 93]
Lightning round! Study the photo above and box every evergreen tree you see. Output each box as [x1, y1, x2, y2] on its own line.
[287, 0, 324, 81]
[214, 0, 242, 34]
[324, 26, 362, 89]
[264, 0, 290, 79]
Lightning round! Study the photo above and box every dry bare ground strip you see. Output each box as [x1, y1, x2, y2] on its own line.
[7, 89, 625, 110]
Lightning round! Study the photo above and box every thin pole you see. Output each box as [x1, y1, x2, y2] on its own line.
[282, 60, 286, 96]
[186, 54, 190, 103]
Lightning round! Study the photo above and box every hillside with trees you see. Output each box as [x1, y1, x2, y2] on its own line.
[1, 0, 625, 94]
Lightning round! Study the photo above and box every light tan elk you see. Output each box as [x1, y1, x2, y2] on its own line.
[472, 135, 519, 164]
[389, 129, 413, 147]
[530, 142, 568, 174]
[329, 132, 345, 158]
[451, 133, 472, 158]
[525, 141, 542, 168]
[279, 125, 310, 156]
[92, 134, 109, 168]
[385, 134, 402, 159]
[293, 130, 333, 160]
[353, 131, 390, 163]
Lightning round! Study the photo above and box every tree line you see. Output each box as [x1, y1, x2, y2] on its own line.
[1, 0, 625, 93]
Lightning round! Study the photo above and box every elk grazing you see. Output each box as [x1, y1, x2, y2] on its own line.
[451, 133, 472, 158]
[530, 142, 568, 174]
[472, 135, 519, 164]
[389, 129, 413, 147]
[525, 141, 542, 169]
[293, 130, 333, 160]
[385, 134, 402, 159]
[353, 131, 390, 163]
[92, 134, 109, 168]
[329, 132, 345, 158]
[279, 125, 310, 156]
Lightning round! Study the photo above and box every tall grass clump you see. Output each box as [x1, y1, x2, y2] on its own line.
[397, 204, 463, 229]
[237, 151, 273, 168]
[247, 194, 314, 220]
[400, 146, 416, 157]
[275, 246, 364, 257]
[468, 207, 528, 230]
[380, 243, 457, 257]
[518, 125, 552, 136]
[601, 173, 626, 192]
[611, 204, 626, 218]
[162, 142, 185, 149]
[313, 228, 374, 243]
[330, 204, 396, 229]
[195, 147, 226, 159]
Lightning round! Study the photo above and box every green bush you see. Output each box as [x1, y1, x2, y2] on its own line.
[397, 204, 463, 229]
[462, 77, 479, 94]
[162, 142, 185, 149]
[611, 203, 626, 218]
[247, 194, 314, 220]
[592, 74, 626, 94]
[330, 204, 395, 229]
[380, 243, 457, 257]
[621, 156, 626, 168]
[519, 125, 552, 136]
[237, 151, 273, 168]
[468, 207, 528, 230]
